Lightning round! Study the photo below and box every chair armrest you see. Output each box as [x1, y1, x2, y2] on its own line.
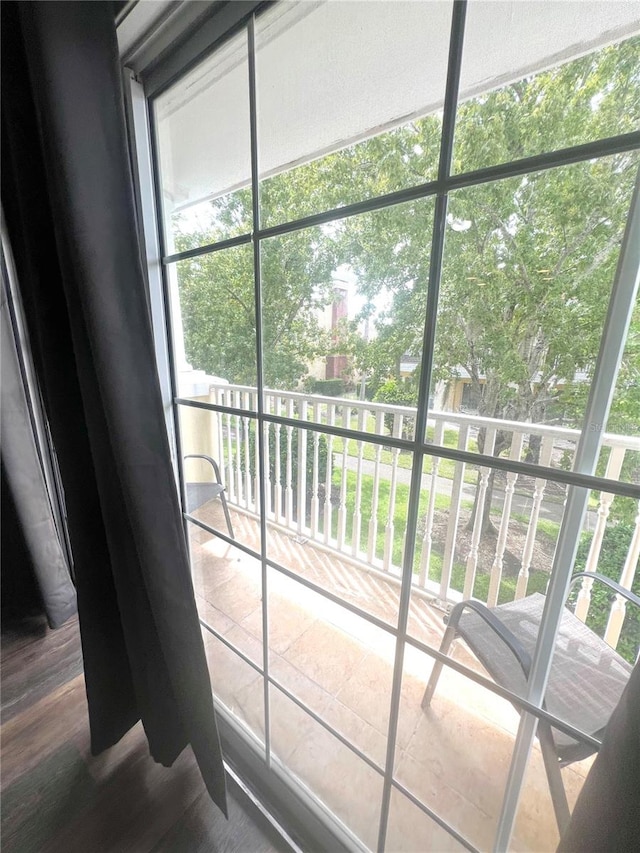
[447, 599, 532, 679]
[569, 572, 640, 609]
[184, 454, 224, 485]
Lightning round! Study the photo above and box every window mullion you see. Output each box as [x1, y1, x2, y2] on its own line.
[493, 171, 640, 852]
[247, 12, 272, 770]
[376, 3, 469, 851]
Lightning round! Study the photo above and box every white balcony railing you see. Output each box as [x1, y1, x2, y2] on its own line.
[188, 382, 640, 655]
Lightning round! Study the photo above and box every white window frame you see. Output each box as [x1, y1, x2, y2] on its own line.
[123, 3, 640, 850]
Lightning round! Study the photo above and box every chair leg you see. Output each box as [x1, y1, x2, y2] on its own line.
[421, 624, 457, 710]
[219, 492, 235, 539]
[538, 722, 571, 836]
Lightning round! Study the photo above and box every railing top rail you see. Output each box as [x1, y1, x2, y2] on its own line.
[206, 382, 640, 451]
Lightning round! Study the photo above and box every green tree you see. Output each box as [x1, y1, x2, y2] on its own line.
[174, 188, 340, 388]
[333, 39, 639, 532]
[176, 37, 639, 447]
[343, 39, 640, 435]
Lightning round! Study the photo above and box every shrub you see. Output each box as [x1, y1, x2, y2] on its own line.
[244, 420, 330, 521]
[313, 378, 345, 397]
[594, 448, 639, 524]
[569, 523, 640, 664]
[373, 379, 418, 436]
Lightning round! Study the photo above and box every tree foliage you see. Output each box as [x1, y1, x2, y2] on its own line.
[175, 189, 339, 388]
[571, 523, 640, 665]
[173, 36, 640, 441]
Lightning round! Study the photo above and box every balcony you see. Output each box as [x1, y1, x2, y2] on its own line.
[181, 383, 640, 851]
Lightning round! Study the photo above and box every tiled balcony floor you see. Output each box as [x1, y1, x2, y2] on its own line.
[189, 501, 593, 852]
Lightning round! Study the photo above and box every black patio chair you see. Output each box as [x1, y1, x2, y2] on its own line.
[421, 572, 639, 834]
[184, 453, 234, 539]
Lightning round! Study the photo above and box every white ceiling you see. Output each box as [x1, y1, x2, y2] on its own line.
[154, 0, 640, 215]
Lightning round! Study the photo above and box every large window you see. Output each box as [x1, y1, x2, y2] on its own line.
[148, 2, 640, 850]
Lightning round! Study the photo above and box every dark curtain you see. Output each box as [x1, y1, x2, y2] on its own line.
[1, 252, 77, 628]
[1, 1, 227, 814]
[558, 660, 640, 851]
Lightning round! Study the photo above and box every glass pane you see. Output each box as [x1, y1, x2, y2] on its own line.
[602, 294, 640, 486]
[427, 154, 639, 463]
[395, 645, 515, 851]
[267, 568, 394, 768]
[568, 491, 640, 669]
[154, 30, 252, 252]
[265, 425, 412, 626]
[409, 473, 639, 687]
[269, 686, 384, 850]
[188, 521, 263, 667]
[387, 787, 467, 852]
[513, 742, 595, 852]
[409, 455, 563, 648]
[261, 198, 434, 426]
[172, 244, 257, 403]
[203, 631, 264, 745]
[511, 510, 639, 846]
[404, 469, 638, 750]
[402, 477, 638, 848]
[455, 3, 640, 172]
[256, 1, 451, 227]
[179, 407, 261, 556]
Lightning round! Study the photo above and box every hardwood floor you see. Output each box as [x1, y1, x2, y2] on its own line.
[1, 614, 294, 853]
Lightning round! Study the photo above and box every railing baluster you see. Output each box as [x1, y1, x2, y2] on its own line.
[264, 391, 276, 521]
[440, 424, 470, 601]
[419, 420, 445, 587]
[285, 397, 295, 529]
[224, 407, 235, 504]
[352, 409, 366, 559]
[211, 386, 224, 488]
[217, 397, 225, 490]
[605, 498, 640, 649]
[297, 400, 309, 535]
[242, 399, 252, 511]
[310, 409, 320, 539]
[463, 428, 497, 599]
[234, 398, 243, 507]
[575, 446, 626, 621]
[263, 420, 271, 519]
[208, 384, 222, 492]
[324, 404, 336, 545]
[337, 404, 351, 551]
[487, 431, 525, 607]
[367, 411, 385, 565]
[383, 413, 403, 573]
[252, 417, 260, 516]
[200, 382, 639, 612]
[515, 435, 553, 599]
[274, 397, 283, 524]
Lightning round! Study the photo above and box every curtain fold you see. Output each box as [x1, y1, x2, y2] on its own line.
[557, 660, 640, 851]
[1, 0, 226, 814]
[1, 251, 77, 629]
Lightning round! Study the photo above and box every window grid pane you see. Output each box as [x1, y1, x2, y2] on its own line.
[151, 3, 640, 849]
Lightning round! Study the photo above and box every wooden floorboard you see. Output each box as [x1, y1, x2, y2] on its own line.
[1, 615, 293, 853]
[1, 614, 83, 725]
[151, 787, 287, 853]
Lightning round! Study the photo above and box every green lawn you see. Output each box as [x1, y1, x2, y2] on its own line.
[320, 467, 550, 604]
[331, 435, 477, 485]
[327, 468, 455, 566]
[507, 511, 560, 544]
